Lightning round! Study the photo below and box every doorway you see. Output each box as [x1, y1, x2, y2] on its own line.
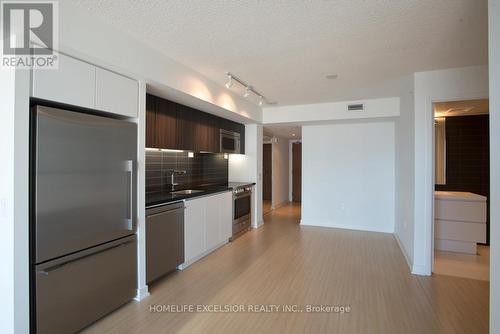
[292, 142, 301, 202]
[263, 143, 272, 215]
[432, 99, 490, 281]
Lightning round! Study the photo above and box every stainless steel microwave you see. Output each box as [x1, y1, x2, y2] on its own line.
[220, 129, 240, 154]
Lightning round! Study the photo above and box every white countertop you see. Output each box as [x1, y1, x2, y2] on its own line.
[434, 191, 487, 202]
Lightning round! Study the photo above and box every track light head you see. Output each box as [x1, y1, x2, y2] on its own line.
[258, 96, 264, 106]
[225, 74, 233, 89]
[243, 86, 251, 98]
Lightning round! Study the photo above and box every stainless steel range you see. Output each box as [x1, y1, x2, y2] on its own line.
[231, 185, 252, 239]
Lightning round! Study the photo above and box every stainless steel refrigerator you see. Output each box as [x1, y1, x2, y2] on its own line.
[31, 105, 137, 334]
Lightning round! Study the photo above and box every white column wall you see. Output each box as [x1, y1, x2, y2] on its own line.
[413, 65, 489, 275]
[488, 0, 499, 332]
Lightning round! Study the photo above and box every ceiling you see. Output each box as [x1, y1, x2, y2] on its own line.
[74, 0, 488, 107]
[434, 99, 489, 117]
[264, 125, 302, 140]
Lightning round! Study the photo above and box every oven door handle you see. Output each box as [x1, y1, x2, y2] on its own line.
[234, 192, 251, 199]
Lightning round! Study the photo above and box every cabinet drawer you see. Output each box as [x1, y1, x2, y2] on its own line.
[35, 236, 137, 334]
[32, 53, 95, 108]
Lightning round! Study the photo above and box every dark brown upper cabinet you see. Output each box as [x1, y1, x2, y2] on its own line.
[145, 96, 157, 148]
[146, 94, 245, 154]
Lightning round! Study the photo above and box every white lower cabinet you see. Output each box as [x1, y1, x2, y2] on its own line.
[184, 197, 206, 263]
[184, 191, 232, 266]
[205, 196, 222, 251]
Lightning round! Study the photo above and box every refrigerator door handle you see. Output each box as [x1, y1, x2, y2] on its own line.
[126, 160, 134, 231]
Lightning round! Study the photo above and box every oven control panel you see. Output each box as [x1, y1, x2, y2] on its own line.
[233, 186, 252, 195]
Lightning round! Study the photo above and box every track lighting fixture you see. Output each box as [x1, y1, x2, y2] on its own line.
[224, 71, 273, 107]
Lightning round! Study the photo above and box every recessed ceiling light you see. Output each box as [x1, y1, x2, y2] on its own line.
[291, 133, 296, 136]
[325, 74, 338, 80]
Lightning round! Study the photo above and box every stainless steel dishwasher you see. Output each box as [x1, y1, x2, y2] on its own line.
[146, 201, 185, 283]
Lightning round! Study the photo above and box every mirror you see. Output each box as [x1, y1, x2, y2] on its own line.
[435, 117, 446, 185]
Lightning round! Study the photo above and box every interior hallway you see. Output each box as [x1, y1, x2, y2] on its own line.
[82, 204, 489, 334]
[263, 200, 272, 215]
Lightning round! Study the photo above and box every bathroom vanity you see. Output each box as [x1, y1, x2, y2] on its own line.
[434, 191, 487, 254]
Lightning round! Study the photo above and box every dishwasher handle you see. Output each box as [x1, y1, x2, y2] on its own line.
[147, 206, 185, 218]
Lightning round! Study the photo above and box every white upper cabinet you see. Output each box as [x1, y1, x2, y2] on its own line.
[32, 53, 139, 118]
[32, 53, 95, 109]
[95, 67, 138, 118]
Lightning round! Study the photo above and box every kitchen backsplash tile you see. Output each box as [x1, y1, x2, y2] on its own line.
[145, 150, 228, 194]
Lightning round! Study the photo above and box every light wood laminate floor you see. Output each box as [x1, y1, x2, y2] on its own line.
[434, 245, 490, 281]
[82, 204, 489, 334]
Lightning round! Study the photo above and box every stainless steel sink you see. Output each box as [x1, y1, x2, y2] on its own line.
[170, 189, 205, 196]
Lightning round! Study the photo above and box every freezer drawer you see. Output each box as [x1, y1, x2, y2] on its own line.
[146, 202, 185, 283]
[35, 236, 137, 334]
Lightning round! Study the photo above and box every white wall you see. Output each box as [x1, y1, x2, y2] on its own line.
[272, 137, 290, 209]
[413, 65, 489, 275]
[301, 121, 396, 233]
[0, 64, 16, 334]
[394, 76, 415, 269]
[0, 66, 31, 333]
[263, 97, 399, 124]
[489, 0, 499, 332]
[229, 124, 264, 228]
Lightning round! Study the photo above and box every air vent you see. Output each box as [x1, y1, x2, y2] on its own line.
[347, 103, 364, 112]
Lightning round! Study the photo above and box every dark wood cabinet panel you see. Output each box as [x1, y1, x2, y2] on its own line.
[208, 116, 221, 153]
[146, 94, 245, 154]
[155, 98, 177, 149]
[145, 96, 157, 148]
[174, 104, 194, 150]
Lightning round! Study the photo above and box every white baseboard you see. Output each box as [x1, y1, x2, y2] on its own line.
[252, 219, 264, 229]
[272, 200, 289, 210]
[394, 233, 412, 272]
[179, 239, 228, 270]
[411, 264, 431, 276]
[134, 285, 150, 301]
[300, 219, 393, 234]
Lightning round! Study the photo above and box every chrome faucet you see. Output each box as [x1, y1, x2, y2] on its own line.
[169, 170, 187, 191]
